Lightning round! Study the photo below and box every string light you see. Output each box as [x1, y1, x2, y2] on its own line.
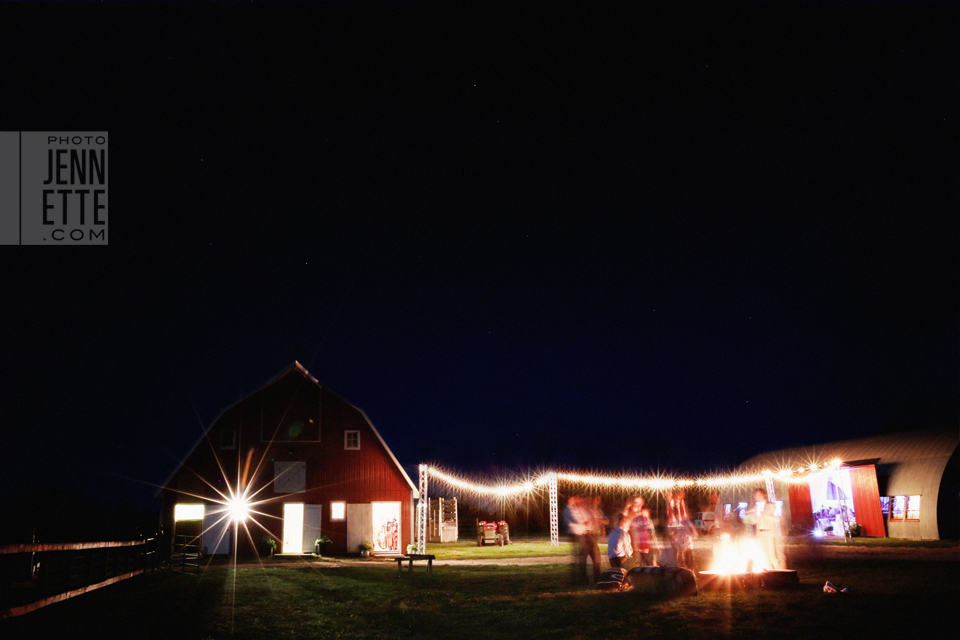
[423, 459, 842, 497]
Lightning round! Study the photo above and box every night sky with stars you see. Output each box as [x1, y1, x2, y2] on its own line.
[1, 4, 956, 523]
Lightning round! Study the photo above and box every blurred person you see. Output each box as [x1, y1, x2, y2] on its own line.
[665, 490, 696, 569]
[564, 496, 587, 584]
[670, 518, 697, 569]
[607, 513, 633, 570]
[630, 498, 657, 567]
[742, 488, 768, 536]
[757, 501, 786, 570]
[580, 496, 607, 582]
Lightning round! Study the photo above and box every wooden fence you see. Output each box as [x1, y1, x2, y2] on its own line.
[0, 538, 159, 619]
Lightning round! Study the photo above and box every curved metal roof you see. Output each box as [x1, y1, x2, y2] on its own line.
[737, 426, 958, 473]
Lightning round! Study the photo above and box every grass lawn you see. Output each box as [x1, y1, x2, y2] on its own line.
[4, 545, 956, 639]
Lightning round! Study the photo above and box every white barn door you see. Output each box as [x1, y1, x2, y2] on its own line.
[303, 505, 323, 553]
[283, 503, 324, 553]
[202, 506, 231, 555]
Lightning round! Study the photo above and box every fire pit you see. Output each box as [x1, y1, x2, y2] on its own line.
[702, 532, 798, 590]
[698, 569, 799, 591]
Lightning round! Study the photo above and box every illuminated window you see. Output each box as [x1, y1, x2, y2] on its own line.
[890, 495, 906, 520]
[905, 495, 921, 520]
[879, 496, 890, 516]
[220, 430, 236, 450]
[174, 503, 204, 521]
[774, 500, 783, 518]
[345, 431, 360, 450]
[723, 504, 732, 518]
[330, 501, 346, 521]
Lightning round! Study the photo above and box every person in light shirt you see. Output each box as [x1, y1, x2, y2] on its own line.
[743, 488, 786, 570]
[607, 513, 633, 570]
[757, 502, 786, 570]
[753, 489, 767, 524]
[742, 488, 767, 534]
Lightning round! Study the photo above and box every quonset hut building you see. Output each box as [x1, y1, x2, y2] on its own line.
[717, 426, 959, 540]
[159, 362, 417, 556]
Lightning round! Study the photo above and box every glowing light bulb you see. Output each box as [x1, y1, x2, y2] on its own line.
[227, 496, 251, 522]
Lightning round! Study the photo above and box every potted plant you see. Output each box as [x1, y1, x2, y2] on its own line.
[358, 541, 373, 558]
[262, 535, 277, 557]
[315, 535, 332, 556]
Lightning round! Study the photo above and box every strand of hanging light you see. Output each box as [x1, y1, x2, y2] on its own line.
[423, 459, 843, 497]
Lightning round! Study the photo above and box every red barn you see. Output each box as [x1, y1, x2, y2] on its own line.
[159, 362, 416, 556]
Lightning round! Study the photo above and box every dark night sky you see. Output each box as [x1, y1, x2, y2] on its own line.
[1, 4, 956, 516]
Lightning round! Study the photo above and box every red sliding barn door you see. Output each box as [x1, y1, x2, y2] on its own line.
[848, 465, 885, 537]
[788, 481, 814, 532]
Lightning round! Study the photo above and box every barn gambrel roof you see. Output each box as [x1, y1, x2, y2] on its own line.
[158, 362, 416, 494]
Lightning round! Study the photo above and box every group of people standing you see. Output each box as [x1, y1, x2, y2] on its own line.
[563, 491, 698, 583]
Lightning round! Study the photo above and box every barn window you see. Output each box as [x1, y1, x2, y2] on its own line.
[174, 503, 204, 521]
[220, 430, 236, 450]
[905, 495, 921, 521]
[889, 495, 906, 520]
[330, 501, 346, 521]
[345, 431, 360, 450]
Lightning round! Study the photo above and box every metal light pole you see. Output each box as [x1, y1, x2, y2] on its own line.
[417, 465, 428, 555]
[548, 472, 559, 546]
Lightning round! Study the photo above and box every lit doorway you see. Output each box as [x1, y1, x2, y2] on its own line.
[372, 502, 400, 553]
[808, 468, 856, 536]
[283, 503, 303, 553]
[283, 503, 323, 553]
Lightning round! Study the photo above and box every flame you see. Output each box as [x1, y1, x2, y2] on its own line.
[710, 533, 771, 574]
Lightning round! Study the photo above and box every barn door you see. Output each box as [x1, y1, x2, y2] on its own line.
[788, 482, 814, 533]
[202, 506, 231, 555]
[283, 503, 323, 553]
[302, 505, 323, 553]
[282, 503, 304, 553]
[848, 465, 885, 537]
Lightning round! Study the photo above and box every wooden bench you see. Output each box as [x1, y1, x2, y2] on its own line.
[395, 554, 436, 575]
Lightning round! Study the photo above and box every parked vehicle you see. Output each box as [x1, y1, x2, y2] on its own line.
[476, 520, 505, 546]
[694, 511, 716, 534]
